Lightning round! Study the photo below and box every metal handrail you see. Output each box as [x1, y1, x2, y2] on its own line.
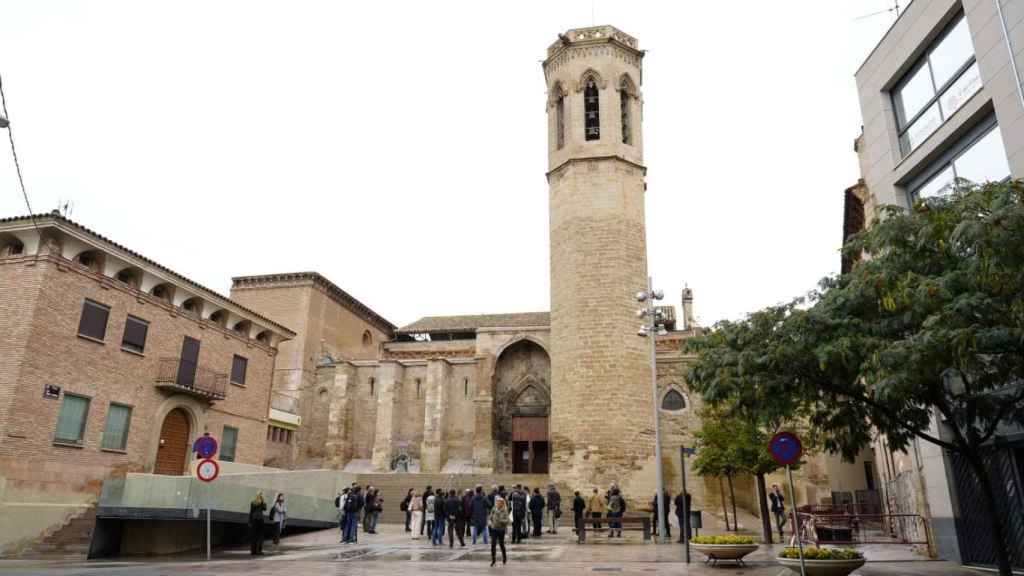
[155, 357, 227, 399]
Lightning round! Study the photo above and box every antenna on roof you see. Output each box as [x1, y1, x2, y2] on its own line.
[56, 199, 73, 218]
[853, 1, 900, 22]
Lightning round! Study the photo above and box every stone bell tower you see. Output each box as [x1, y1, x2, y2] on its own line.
[544, 27, 653, 493]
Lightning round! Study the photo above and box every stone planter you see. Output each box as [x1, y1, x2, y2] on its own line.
[691, 543, 759, 565]
[777, 557, 866, 576]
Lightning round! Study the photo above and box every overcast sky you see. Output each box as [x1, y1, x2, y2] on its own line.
[0, 1, 900, 328]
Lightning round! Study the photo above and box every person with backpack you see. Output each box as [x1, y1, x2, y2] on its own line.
[446, 489, 465, 548]
[401, 488, 414, 532]
[343, 486, 364, 543]
[607, 488, 626, 537]
[425, 489, 437, 543]
[336, 488, 349, 543]
[420, 485, 432, 537]
[470, 486, 489, 544]
[528, 487, 545, 537]
[432, 488, 447, 545]
[546, 484, 562, 534]
[410, 490, 424, 540]
[509, 485, 527, 543]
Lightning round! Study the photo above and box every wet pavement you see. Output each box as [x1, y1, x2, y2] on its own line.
[0, 524, 985, 576]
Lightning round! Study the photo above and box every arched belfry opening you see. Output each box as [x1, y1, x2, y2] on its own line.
[493, 339, 551, 474]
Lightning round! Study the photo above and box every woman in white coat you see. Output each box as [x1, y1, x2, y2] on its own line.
[410, 491, 424, 539]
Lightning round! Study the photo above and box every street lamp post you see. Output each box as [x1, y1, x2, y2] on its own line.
[636, 276, 668, 542]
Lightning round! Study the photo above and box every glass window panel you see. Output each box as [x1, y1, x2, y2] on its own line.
[930, 18, 974, 88]
[895, 63, 936, 125]
[901, 101, 943, 154]
[231, 355, 247, 385]
[121, 316, 148, 353]
[661, 390, 686, 411]
[953, 126, 1011, 186]
[78, 300, 110, 341]
[221, 426, 238, 461]
[939, 61, 982, 119]
[55, 394, 89, 443]
[101, 404, 132, 450]
[915, 165, 956, 199]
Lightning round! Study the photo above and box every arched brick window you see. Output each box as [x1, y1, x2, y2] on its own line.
[661, 389, 687, 412]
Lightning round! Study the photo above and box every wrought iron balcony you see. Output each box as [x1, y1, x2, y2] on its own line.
[155, 357, 227, 401]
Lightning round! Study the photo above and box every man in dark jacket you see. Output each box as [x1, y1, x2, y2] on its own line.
[529, 488, 545, 537]
[769, 484, 786, 539]
[572, 490, 587, 543]
[674, 491, 692, 542]
[446, 490, 465, 548]
[421, 485, 432, 536]
[343, 486, 364, 543]
[546, 485, 562, 534]
[510, 485, 527, 543]
[471, 486, 489, 544]
[432, 488, 447, 545]
[651, 491, 671, 539]
[461, 489, 474, 540]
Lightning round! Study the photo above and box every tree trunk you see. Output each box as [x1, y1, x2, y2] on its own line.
[727, 473, 738, 533]
[756, 473, 772, 544]
[964, 449, 1013, 576]
[718, 476, 730, 531]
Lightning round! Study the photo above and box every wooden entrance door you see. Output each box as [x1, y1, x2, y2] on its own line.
[154, 408, 190, 475]
[513, 416, 549, 474]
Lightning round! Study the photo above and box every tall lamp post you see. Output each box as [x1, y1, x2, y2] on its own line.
[636, 277, 668, 542]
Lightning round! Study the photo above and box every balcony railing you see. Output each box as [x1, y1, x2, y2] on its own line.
[155, 357, 227, 401]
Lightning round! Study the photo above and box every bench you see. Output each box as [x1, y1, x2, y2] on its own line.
[575, 515, 652, 542]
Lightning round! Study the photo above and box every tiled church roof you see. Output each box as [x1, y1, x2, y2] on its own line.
[397, 312, 550, 334]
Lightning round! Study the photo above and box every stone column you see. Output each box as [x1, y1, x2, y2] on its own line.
[323, 363, 356, 470]
[371, 361, 404, 472]
[472, 355, 495, 472]
[420, 359, 451, 473]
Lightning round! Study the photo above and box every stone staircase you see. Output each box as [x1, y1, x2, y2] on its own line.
[355, 473, 551, 524]
[22, 505, 96, 557]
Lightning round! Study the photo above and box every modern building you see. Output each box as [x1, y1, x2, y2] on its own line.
[851, 0, 1024, 569]
[0, 213, 294, 555]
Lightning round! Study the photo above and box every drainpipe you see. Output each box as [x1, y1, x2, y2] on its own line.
[995, 0, 1024, 113]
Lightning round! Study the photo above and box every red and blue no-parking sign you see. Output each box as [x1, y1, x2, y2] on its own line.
[769, 432, 802, 467]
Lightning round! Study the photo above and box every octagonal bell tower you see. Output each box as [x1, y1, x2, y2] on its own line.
[544, 27, 653, 494]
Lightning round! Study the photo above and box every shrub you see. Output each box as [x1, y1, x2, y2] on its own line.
[779, 547, 863, 560]
[691, 535, 757, 545]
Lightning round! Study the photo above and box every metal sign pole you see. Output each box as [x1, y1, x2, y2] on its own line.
[680, 446, 690, 564]
[206, 482, 211, 561]
[786, 464, 806, 576]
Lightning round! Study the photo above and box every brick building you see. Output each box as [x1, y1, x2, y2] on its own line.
[0, 213, 294, 555]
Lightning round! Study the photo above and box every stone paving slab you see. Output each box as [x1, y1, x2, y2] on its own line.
[0, 524, 984, 576]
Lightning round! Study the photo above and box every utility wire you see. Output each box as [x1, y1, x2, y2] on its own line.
[0, 73, 41, 238]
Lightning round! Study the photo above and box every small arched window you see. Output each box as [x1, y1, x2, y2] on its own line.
[555, 88, 566, 149]
[584, 79, 600, 141]
[620, 79, 631, 145]
[362, 330, 373, 346]
[661, 389, 687, 412]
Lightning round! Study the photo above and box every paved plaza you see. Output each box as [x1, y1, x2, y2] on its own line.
[0, 524, 984, 576]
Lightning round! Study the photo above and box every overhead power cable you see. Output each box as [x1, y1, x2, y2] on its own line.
[0, 73, 41, 237]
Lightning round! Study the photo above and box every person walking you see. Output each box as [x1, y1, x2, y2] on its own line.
[421, 485, 432, 537]
[529, 487, 545, 537]
[362, 488, 375, 534]
[432, 488, 447, 545]
[446, 489, 465, 548]
[607, 488, 625, 538]
[339, 485, 352, 541]
[572, 490, 586, 543]
[471, 486, 489, 544]
[488, 497, 510, 566]
[588, 488, 605, 530]
[425, 489, 437, 543]
[270, 493, 287, 546]
[410, 490, 424, 540]
[249, 492, 267, 555]
[402, 488, 414, 532]
[546, 484, 562, 534]
[651, 491, 671, 539]
[769, 484, 787, 539]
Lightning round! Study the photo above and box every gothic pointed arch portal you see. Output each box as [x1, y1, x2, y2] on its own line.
[493, 339, 551, 473]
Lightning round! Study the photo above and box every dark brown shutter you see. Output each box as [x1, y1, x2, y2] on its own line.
[77, 300, 110, 340]
[122, 316, 149, 352]
[231, 355, 247, 385]
[177, 337, 200, 387]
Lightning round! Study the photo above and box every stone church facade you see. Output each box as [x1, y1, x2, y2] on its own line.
[231, 26, 871, 509]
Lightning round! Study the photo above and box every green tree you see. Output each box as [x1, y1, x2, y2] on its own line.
[691, 408, 778, 535]
[689, 181, 1024, 575]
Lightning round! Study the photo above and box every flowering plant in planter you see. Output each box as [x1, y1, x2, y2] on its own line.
[692, 535, 756, 545]
[778, 547, 866, 576]
[779, 547, 863, 560]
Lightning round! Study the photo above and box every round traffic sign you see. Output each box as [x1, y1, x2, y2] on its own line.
[196, 458, 220, 482]
[193, 435, 218, 459]
[769, 432, 803, 466]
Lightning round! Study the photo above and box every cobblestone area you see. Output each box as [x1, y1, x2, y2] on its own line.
[0, 524, 981, 576]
